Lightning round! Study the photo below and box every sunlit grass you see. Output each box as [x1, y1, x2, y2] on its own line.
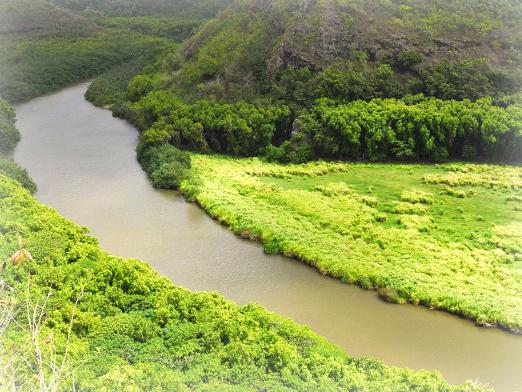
[182, 156, 522, 332]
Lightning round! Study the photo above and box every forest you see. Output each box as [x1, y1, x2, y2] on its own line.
[114, 0, 522, 165]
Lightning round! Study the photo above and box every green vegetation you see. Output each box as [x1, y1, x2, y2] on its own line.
[121, 0, 522, 164]
[168, 155, 522, 333]
[84, 58, 158, 112]
[51, 0, 232, 19]
[138, 144, 192, 189]
[96, 17, 202, 41]
[127, 90, 522, 163]
[0, 175, 488, 390]
[147, 0, 521, 104]
[0, 97, 35, 192]
[0, 0, 176, 103]
[0, 31, 169, 103]
[0, 97, 19, 153]
[0, 156, 36, 193]
[289, 97, 522, 162]
[0, 0, 91, 36]
[1, 0, 521, 387]
[129, 91, 291, 156]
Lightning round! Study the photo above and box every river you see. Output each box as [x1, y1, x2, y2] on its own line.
[12, 83, 522, 391]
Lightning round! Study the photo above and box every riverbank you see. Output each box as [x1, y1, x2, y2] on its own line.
[12, 83, 522, 391]
[0, 165, 485, 390]
[178, 154, 522, 333]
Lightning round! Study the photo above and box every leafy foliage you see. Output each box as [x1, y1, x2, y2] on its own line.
[0, 97, 19, 153]
[292, 97, 522, 162]
[137, 144, 192, 189]
[0, 97, 35, 192]
[128, 90, 522, 163]
[0, 156, 36, 193]
[130, 91, 292, 157]
[84, 58, 156, 112]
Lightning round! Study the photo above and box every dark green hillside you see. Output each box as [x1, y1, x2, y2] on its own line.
[51, 0, 232, 19]
[0, 0, 92, 36]
[96, 16, 202, 41]
[121, 0, 522, 165]
[0, 0, 187, 103]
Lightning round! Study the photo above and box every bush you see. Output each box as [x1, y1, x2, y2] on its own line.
[420, 59, 520, 100]
[0, 156, 36, 193]
[150, 161, 189, 189]
[400, 190, 433, 205]
[130, 93, 292, 157]
[138, 144, 191, 190]
[0, 98, 20, 153]
[394, 50, 423, 71]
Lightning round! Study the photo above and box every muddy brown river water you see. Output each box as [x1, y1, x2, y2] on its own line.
[13, 83, 522, 391]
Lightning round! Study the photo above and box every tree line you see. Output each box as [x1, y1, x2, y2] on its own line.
[127, 87, 522, 166]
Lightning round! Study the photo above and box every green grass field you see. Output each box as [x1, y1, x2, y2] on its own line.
[181, 156, 522, 332]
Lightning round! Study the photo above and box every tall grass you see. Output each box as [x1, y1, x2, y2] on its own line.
[180, 156, 522, 333]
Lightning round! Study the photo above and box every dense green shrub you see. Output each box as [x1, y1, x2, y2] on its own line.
[420, 60, 520, 101]
[130, 93, 292, 156]
[0, 97, 35, 192]
[293, 97, 522, 162]
[0, 155, 36, 193]
[127, 88, 522, 165]
[393, 50, 423, 71]
[85, 58, 165, 112]
[137, 144, 192, 189]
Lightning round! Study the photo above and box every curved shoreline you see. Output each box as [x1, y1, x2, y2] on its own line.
[13, 83, 522, 391]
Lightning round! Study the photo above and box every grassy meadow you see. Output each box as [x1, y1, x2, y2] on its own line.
[180, 156, 522, 332]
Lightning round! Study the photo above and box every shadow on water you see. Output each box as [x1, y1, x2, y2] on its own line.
[13, 83, 522, 391]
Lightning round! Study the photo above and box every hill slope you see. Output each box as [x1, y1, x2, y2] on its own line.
[51, 0, 233, 18]
[0, 0, 91, 35]
[120, 0, 522, 165]
[0, 0, 173, 102]
[164, 0, 521, 102]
